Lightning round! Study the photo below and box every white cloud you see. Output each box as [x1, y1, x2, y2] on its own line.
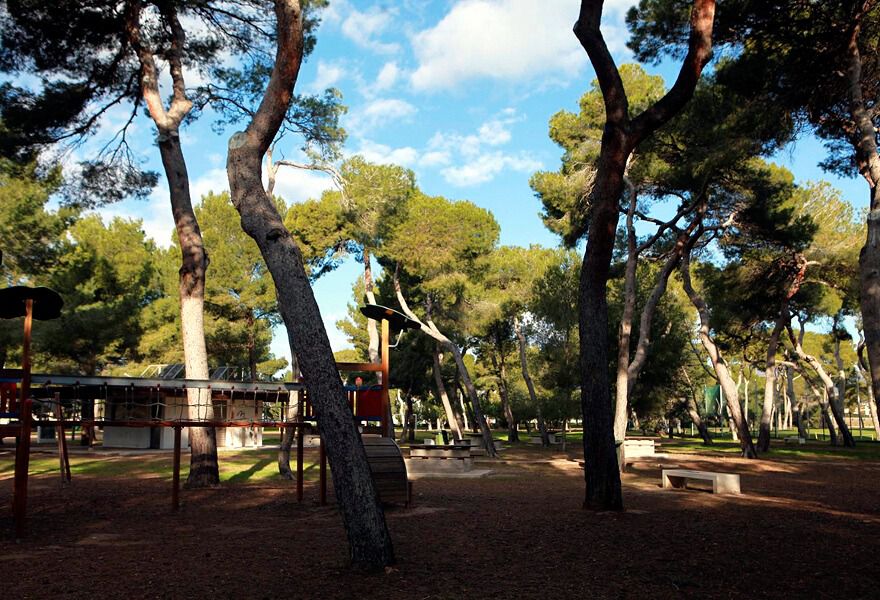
[374, 62, 401, 92]
[350, 108, 541, 187]
[419, 150, 451, 167]
[410, 0, 635, 91]
[341, 5, 401, 54]
[269, 165, 339, 204]
[353, 139, 420, 167]
[308, 60, 346, 93]
[347, 97, 417, 134]
[441, 151, 541, 186]
[100, 185, 177, 248]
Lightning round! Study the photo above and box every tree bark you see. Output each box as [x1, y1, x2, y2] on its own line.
[125, 0, 219, 485]
[758, 313, 787, 452]
[226, 0, 393, 570]
[681, 250, 757, 457]
[491, 353, 518, 443]
[515, 318, 549, 446]
[857, 336, 880, 439]
[680, 366, 712, 444]
[393, 271, 496, 456]
[847, 14, 880, 437]
[787, 322, 855, 446]
[572, 0, 715, 510]
[278, 391, 300, 479]
[433, 348, 463, 441]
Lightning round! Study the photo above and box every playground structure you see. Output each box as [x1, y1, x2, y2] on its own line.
[1, 303, 419, 538]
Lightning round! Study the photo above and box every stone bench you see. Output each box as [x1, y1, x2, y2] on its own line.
[408, 444, 474, 473]
[784, 436, 806, 445]
[662, 469, 741, 494]
[624, 439, 657, 457]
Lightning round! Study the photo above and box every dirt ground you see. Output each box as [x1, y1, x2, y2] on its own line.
[2, 441, 879, 599]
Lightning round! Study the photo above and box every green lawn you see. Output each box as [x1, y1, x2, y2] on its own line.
[0, 447, 322, 484]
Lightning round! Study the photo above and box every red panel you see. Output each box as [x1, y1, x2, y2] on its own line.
[354, 388, 383, 418]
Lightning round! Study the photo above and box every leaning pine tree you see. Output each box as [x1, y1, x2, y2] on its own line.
[225, 0, 394, 570]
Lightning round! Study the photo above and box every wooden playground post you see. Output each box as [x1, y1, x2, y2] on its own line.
[54, 392, 71, 484]
[381, 318, 391, 438]
[12, 398, 32, 539]
[296, 421, 304, 503]
[319, 437, 327, 505]
[172, 425, 181, 511]
[12, 299, 34, 539]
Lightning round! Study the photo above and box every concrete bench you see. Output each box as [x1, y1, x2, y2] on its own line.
[624, 439, 657, 457]
[662, 469, 741, 494]
[784, 436, 806, 445]
[408, 444, 474, 473]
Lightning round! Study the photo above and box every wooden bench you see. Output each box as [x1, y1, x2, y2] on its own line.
[362, 436, 411, 506]
[661, 469, 741, 494]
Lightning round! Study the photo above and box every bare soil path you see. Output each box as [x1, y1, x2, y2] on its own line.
[2, 443, 878, 599]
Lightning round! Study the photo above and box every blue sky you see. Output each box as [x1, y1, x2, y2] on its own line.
[90, 0, 867, 366]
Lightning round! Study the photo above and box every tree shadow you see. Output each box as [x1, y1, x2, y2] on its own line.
[225, 457, 274, 484]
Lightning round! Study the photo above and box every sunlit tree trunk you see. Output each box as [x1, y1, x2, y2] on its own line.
[847, 15, 880, 434]
[433, 347, 463, 441]
[515, 318, 549, 446]
[758, 314, 786, 451]
[681, 250, 756, 457]
[787, 322, 854, 446]
[125, 0, 218, 485]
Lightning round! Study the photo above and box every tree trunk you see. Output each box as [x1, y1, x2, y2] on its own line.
[613, 193, 638, 441]
[126, 0, 219, 486]
[515, 318, 549, 447]
[572, 0, 715, 510]
[491, 353, 518, 443]
[433, 348, 463, 441]
[758, 314, 786, 452]
[681, 252, 757, 457]
[787, 324, 855, 446]
[225, 0, 393, 571]
[847, 22, 880, 441]
[787, 368, 807, 438]
[393, 274, 496, 456]
[681, 367, 712, 444]
[866, 383, 880, 440]
[278, 390, 300, 479]
[363, 248, 381, 363]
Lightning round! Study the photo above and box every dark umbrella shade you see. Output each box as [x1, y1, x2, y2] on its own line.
[0, 286, 63, 320]
[359, 304, 419, 332]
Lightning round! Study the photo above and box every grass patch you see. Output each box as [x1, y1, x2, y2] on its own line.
[0, 447, 321, 484]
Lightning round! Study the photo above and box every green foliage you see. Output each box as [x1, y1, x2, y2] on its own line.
[34, 215, 159, 374]
[0, 159, 72, 284]
[139, 192, 286, 378]
[0, 0, 339, 203]
[531, 64, 666, 243]
[627, 0, 880, 177]
[285, 156, 415, 280]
